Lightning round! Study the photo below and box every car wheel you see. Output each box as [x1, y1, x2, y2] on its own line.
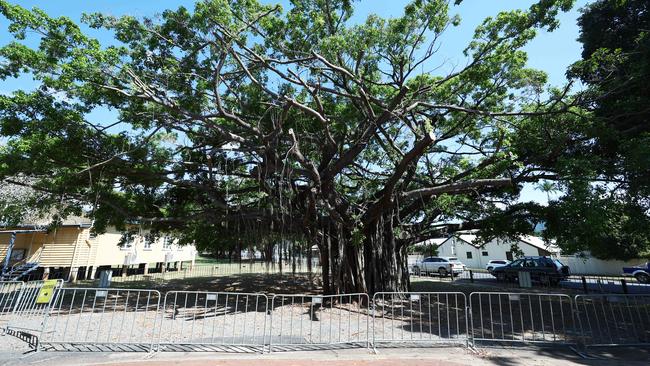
[413, 266, 421, 276]
[496, 272, 506, 282]
[635, 272, 650, 284]
[438, 267, 448, 277]
[487, 266, 493, 272]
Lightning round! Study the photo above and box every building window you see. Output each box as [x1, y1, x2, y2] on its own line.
[119, 235, 134, 250]
[163, 236, 172, 250]
[482, 251, 489, 256]
[466, 252, 473, 259]
[143, 236, 152, 250]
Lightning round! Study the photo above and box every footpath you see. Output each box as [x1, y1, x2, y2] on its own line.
[1, 336, 649, 366]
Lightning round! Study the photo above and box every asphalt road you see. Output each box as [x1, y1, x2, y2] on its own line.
[412, 272, 650, 294]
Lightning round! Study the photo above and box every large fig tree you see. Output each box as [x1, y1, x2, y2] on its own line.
[0, 0, 578, 293]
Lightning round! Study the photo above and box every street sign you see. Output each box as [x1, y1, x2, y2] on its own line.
[35, 279, 58, 304]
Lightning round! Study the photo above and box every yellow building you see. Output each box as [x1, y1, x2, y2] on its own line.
[0, 217, 197, 281]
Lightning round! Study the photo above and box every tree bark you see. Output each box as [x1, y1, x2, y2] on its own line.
[363, 214, 410, 294]
[319, 213, 409, 296]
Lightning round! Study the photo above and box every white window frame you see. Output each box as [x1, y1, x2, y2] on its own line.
[162, 236, 173, 251]
[143, 236, 153, 251]
[119, 236, 134, 251]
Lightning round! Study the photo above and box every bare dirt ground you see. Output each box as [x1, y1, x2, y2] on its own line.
[73, 272, 323, 295]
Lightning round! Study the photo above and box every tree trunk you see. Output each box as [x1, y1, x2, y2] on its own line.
[363, 214, 409, 294]
[317, 213, 408, 296]
[319, 241, 331, 294]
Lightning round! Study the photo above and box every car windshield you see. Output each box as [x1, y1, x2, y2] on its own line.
[447, 257, 459, 262]
[509, 259, 524, 267]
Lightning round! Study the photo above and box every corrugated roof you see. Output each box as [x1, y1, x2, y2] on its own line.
[413, 238, 447, 246]
[457, 234, 478, 245]
[518, 235, 560, 253]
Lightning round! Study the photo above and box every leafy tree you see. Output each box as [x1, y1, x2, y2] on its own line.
[541, 0, 650, 260]
[0, 0, 578, 293]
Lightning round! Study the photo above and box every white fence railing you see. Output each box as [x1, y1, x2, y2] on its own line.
[5, 279, 64, 332]
[157, 291, 269, 352]
[0, 281, 24, 329]
[574, 294, 650, 347]
[469, 292, 574, 345]
[372, 292, 468, 346]
[39, 288, 161, 352]
[269, 293, 369, 351]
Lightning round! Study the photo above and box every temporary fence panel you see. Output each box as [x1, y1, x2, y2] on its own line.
[103, 263, 323, 286]
[39, 288, 161, 352]
[0, 281, 24, 329]
[574, 294, 650, 347]
[372, 292, 468, 346]
[157, 291, 269, 352]
[469, 292, 575, 345]
[565, 275, 650, 295]
[455, 270, 498, 284]
[268, 293, 369, 351]
[109, 265, 217, 284]
[409, 269, 456, 282]
[6, 279, 64, 332]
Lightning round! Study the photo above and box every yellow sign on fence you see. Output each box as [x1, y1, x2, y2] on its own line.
[35, 280, 58, 304]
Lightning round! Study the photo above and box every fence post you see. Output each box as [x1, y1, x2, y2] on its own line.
[469, 270, 474, 283]
[621, 279, 628, 294]
[581, 276, 588, 293]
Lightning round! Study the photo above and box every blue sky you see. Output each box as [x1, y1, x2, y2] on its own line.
[0, 0, 592, 204]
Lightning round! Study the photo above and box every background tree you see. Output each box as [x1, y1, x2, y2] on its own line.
[0, 0, 578, 294]
[541, 0, 650, 259]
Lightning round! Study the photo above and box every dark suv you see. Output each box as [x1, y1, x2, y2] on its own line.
[491, 256, 570, 285]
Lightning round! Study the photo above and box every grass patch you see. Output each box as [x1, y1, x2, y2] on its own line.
[193, 256, 233, 265]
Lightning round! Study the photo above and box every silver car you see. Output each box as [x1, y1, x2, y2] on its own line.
[485, 259, 510, 272]
[413, 256, 465, 276]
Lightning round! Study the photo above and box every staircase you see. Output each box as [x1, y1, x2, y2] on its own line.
[1, 262, 39, 281]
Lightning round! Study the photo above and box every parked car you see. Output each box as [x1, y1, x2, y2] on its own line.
[622, 262, 650, 284]
[485, 260, 510, 272]
[491, 256, 570, 285]
[413, 257, 466, 276]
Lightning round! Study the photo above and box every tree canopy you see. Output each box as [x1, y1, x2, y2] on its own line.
[0, 0, 592, 293]
[540, 0, 650, 260]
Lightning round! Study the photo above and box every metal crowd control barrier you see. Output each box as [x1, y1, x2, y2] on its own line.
[157, 291, 269, 352]
[39, 288, 161, 352]
[9, 287, 650, 353]
[469, 292, 574, 345]
[268, 293, 369, 351]
[372, 292, 468, 347]
[0, 281, 24, 330]
[6, 279, 64, 332]
[574, 294, 650, 347]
